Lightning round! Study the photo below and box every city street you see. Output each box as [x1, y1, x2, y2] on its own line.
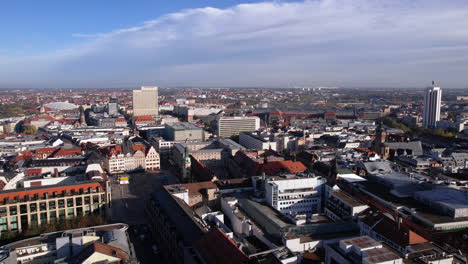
[109, 169, 178, 263]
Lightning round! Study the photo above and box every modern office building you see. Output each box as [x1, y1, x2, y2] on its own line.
[217, 116, 260, 138]
[165, 122, 204, 141]
[239, 131, 277, 151]
[423, 82, 442, 128]
[132, 86, 159, 116]
[0, 181, 111, 233]
[257, 174, 326, 218]
[107, 97, 119, 116]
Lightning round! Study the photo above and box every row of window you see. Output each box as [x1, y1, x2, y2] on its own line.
[0, 205, 104, 231]
[1, 195, 103, 215]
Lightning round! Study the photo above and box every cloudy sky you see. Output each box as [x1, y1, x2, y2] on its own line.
[1, 0, 467, 88]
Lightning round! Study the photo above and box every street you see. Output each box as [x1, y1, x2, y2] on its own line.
[109, 169, 178, 263]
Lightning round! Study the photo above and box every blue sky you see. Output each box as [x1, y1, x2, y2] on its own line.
[1, 0, 468, 88]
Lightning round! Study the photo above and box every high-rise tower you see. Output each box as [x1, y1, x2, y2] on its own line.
[423, 81, 442, 128]
[108, 97, 119, 116]
[132, 86, 159, 116]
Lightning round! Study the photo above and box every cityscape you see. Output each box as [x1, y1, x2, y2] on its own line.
[1, 1, 468, 264]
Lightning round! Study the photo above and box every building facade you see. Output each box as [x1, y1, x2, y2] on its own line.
[262, 175, 326, 218]
[166, 122, 204, 141]
[239, 131, 277, 151]
[423, 82, 442, 128]
[0, 181, 110, 233]
[133, 86, 159, 116]
[107, 97, 119, 116]
[217, 116, 260, 138]
[104, 145, 160, 173]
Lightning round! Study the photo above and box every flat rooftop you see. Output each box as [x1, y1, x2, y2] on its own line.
[167, 122, 202, 130]
[332, 190, 366, 207]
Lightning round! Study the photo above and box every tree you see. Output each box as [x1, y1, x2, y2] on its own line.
[24, 125, 37, 135]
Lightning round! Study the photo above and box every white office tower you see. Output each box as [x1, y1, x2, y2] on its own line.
[133, 86, 159, 116]
[108, 97, 119, 116]
[423, 82, 442, 128]
[217, 116, 260, 138]
[263, 175, 326, 218]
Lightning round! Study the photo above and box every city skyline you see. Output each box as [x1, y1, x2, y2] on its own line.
[1, 0, 468, 88]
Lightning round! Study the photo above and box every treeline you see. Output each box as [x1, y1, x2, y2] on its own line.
[382, 117, 458, 138]
[0, 103, 34, 118]
[0, 215, 107, 244]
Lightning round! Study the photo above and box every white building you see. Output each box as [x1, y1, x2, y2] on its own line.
[239, 131, 277, 151]
[217, 116, 260, 138]
[133, 86, 159, 116]
[261, 174, 326, 218]
[325, 236, 403, 264]
[104, 144, 160, 173]
[423, 82, 442, 128]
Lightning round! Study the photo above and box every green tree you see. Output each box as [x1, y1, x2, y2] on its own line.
[24, 125, 37, 135]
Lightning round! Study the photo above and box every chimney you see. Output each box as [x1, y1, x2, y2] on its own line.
[54, 168, 59, 177]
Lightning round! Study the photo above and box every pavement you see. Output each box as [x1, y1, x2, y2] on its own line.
[109, 169, 179, 263]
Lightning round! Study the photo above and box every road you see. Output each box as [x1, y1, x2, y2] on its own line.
[109, 169, 179, 263]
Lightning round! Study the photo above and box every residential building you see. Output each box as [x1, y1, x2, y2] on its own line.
[101, 139, 160, 173]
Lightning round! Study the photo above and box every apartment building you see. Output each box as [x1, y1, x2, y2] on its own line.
[102, 141, 160, 173]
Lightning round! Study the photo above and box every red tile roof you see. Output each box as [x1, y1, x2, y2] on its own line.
[51, 147, 82, 158]
[194, 227, 249, 264]
[361, 213, 427, 246]
[263, 160, 307, 175]
[31, 115, 56, 121]
[72, 241, 129, 264]
[134, 115, 154, 121]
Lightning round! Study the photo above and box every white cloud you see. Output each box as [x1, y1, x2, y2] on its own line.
[1, 0, 468, 88]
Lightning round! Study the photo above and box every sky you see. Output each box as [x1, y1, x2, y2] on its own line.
[1, 0, 467, 88]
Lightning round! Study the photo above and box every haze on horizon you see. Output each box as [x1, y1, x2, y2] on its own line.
[1, 0, 468, 89]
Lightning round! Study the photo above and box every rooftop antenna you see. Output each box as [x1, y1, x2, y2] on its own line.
[432, 80, 435, 86]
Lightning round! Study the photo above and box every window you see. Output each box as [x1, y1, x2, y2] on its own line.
[20, 205, 27, 214]
[58, 199, 65, 208]
[30, 214, 38, 226]
[40, 202, 47, 211]
[49, 201, 56, 210]
[59, 209, 65, 219]
[67, 208, 74, 217]
[75, 197, 82, 206]
[9, 206, 17, 215]
[50, 211, 56, 220]
[40, 213, 47, 224]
